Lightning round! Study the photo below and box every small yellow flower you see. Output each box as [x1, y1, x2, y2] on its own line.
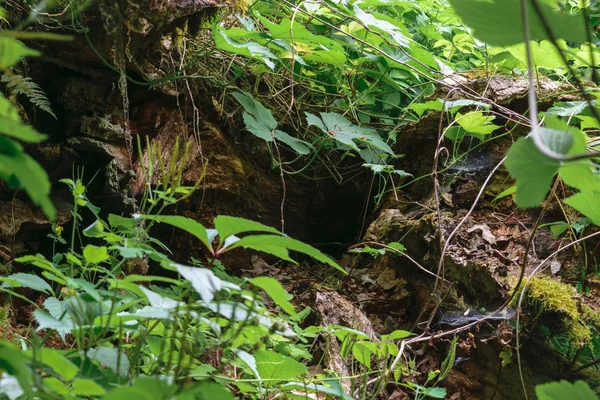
[55, 225, 64, 235]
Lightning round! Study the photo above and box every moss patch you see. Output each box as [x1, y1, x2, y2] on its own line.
[524, 277, 591, 346]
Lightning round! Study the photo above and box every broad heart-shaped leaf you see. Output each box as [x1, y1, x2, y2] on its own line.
[506, 40, 565, 70]
[535, 380, 597, 400]
[448, 0, 587, 46]
[83, 245, 109, 265]
[135, 215, 211, 252]
[305, 112, 393, 158]
[254, 350, 308, 382]
[456, 111, 500, 140]
[555, 118, 600, 195]
[504, 137, 560, 208]
[213, 215, 282, 247]
[227, 234, 345, 274]
[538, 127, 574, 155]
[250, 276, 297, 319]
[564, 192, 600, 226]
[1, 273, 53, 294]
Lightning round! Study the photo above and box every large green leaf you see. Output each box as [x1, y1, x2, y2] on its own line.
[0, 137, 55, 220]
[227, 234, 345, 273]
[564, 192, 600, 226]
[136, 215, 211, 251]
[232, 91, 312, 154]
[0, 96, 48, 143]
[174, 264, 240, 303]
[0, 36, 40, 69]
[32, 348, 79, 381]
[214, 29, 277, 69]
[250, 276, 297, 319]
[455, 111, 500, 140]
[535, 380, 597, 400]
[306, 112, 393, 159]
[1, 273, 53, 295]
[213, 215, 282, 246]
[504, 137, 559, 207]
[254, 350, 308, 382]
[86, 347, 130, 378]
[448, 0, 588, 46]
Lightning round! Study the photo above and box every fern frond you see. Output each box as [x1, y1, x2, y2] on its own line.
[1, 74, 56, 119]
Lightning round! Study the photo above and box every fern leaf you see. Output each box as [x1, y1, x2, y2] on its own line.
[1, 74, 56, 119]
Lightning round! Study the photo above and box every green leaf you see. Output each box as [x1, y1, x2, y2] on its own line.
[86, 347, 130, 378]
[448, 0, 588, 46]
[456, 111, 500, 140]
[535, 380, 597, 400]
[383, 329, 413, 340]
[438, 336, 458, 382]
[254, 350, 308, 382]
[280, 382, 353, 400]
[233, 91, 277, 141]
[215, 29, 277, 69]
[1, 273, 53, 294]
[33, 309, 73, 338]
[250, 276, 297, 319]
[273, 130, 313, 155]
[174, 263, 239, 303]
[352, 341, 379, 369]
[0, 97, 48, 143]
[492, 186, 516, 204]
[0, 37, 40, 69]
[83, 245, 109, 265]
[306, 112, 393, 158]
[0, 137, 55, 220]
[504, 137, 559, 207]
[213, 215, 282, 246]
[35, 348, 79, 380]
[43, 377, 69, 397]
[228, 234, 345, 273]
[104, 375, 176, 400]
[179, 382, 236, 400]
[506, 40, 565, 70]
[545, 100, 590, 117]
[72, 378, 107, 396]
[564, 192, 600, 226]
[538, 127, 574, 155]
[409, 100, 443, 117]
[136, 215, 212, 252]
[0, 342, 33, 398]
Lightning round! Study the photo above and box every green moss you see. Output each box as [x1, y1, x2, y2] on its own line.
[527, 277, 579, 319]
[524, 277, 591, 346]
[581, 304, 600, 329]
